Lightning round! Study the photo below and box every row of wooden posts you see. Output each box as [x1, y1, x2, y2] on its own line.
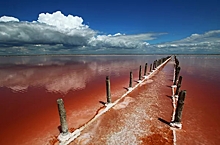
[107, 56, 171, 104]
[171, 56, 186, 128]
[56, 56, 171, 142]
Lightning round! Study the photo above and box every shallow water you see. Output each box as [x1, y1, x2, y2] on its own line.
[175, 55, 220, 144]
[0, 55, 219, 145]
[0, 55, 162, 145]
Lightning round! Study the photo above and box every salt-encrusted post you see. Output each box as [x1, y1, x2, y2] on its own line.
[171, 90, 186, 129]
[173, 67, 181, 85]
[129, 71, 133, 88]
[139, 65, 142, 81]
[106, 76, 111, 103]
[144, 63, 148, 76]
[175, 76, 182, 96]
[57, 98, 69, 135]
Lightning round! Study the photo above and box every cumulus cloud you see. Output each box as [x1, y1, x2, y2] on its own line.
[88, 33, 159, 49]
[0, 11, 97, 55]
[0, 11, 219, 55]
[0, 22, 94, 45]
[0, 11, 162, 55]
[37, 11, 88, 30]
[0, 16, 19, 22]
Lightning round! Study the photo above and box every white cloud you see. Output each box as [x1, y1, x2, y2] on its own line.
[113, 33, 123, 36]
[171, 30, 220, 44]
[152, 30, 220, 54]
[37, 11, 88, 31]
[0, 16, 19, 22]
[0, 22, 94, 45]
[0, 11, 219, 55]
[88, 33, 161, 49]
[0, 11, 96, 55]
[0, 11, 162, 55]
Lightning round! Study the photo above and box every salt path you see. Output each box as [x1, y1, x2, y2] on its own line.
[65, 59, 175, 145]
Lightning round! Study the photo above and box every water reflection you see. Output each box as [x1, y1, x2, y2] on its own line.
[0, 55, 162, 94]
[177, 55, 220, 82]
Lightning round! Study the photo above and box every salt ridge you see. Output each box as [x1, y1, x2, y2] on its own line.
[58, 57, 172, 145]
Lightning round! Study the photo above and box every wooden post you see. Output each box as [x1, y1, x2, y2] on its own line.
[158, 59, 161, 66]
[150, 63, 152, 72]
[153, 61, 155, 70]
[175, 57, 179, 69]
[175, 76, 183, 96]
[156, 60, 159, 68]
[57, 98, 69, 135]
[178, 75, 182, 85]
[139, 65, 142, 80]
[173, 67, 181, 85]
[129, 71, 133, 88]
[106, 76, 111, 103]
[174, 90, 186, 123]
[144, 63, 147, 76]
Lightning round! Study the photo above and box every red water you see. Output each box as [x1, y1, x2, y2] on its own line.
[175, 55, 220, 144]
[0, 55, 160, 145]
[0, 55, 219, 145]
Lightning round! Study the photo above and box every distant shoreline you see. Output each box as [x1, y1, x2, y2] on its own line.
[0, 54, 219, 57]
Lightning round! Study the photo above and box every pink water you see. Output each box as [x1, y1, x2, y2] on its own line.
[0, 55, 219, 145]
[175, 55, 220, 145]
[0, 55, 160, 145]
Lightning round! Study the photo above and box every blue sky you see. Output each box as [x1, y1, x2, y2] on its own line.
[0, 0, 220, 55]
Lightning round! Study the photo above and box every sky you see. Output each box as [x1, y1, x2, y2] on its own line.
[0, 0, 220, 55]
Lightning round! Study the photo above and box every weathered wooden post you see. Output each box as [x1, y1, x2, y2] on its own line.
[155, 60, 158, 68]
[152, 61, 155, 70]
[57, 98, 70, 141]
[154, 60, 156, 69]
[173, 67, 181, 85]
[175, 57, 179, 69]
[150, 63, 152, 72]
[129, 71, 133, 88]
[139, 65, 142, 81]
[106, 76, 111, 104]
[144, 63, 147, 76]
[175, 76, 182, 96]
[57, 99, 69, 135]
[158, 59, 161, 66]
[171, 90, 186, 129]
